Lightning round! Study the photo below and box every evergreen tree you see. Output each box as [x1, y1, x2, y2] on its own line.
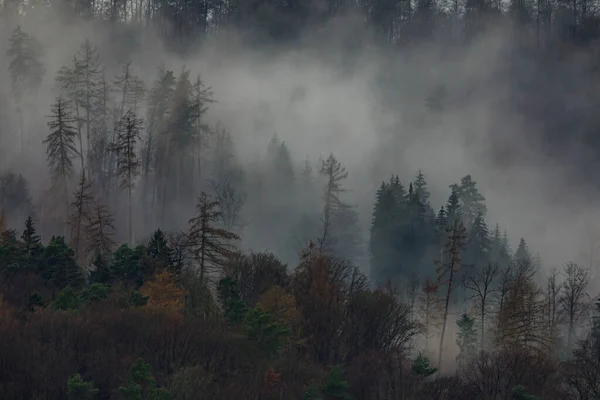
[446, 189, 461, 224]
[21, 216, 41, 256]
[40, 236, 84, 289]
[67, 373, 99, 400]
[75, 39, 103, 155]
[467, 212, 491, 269]
[111, 109, 142, 245]
[146, 229, 175, 271]
[44, 96, 81, 233]
[369, 181, 397, 282]
[188, 192, 240, 281]
[456, 312, 478, 370]
[436, 206, 447, 231]
[0, 171, 36, 230]
[514, 238, 531, 263]
[450, 175, 487, 229]
[413, 169, 430, 204]
[7, 26, 45, 102]
[317, 153, 348, 253]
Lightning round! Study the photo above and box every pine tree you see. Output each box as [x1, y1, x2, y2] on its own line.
[446, 189, 461, 224]
[467, 212, 491, 269]
[370, 181, 397, 282]
[188, 192, 240, 281]
[436, 206, 447, 231]
[84, 200, 116, 259]
[44, 96, 81, 233]
[514, 238, 531, 263]
[450, 175, 487, 229]
[456, 312, 478, 370]
[111, 109, 142, 245]
[21, 216, 41, 255]
[69, 172, 94, 262]
[413, 169, 430, 204]
[146, 229, 174, 271]
[75, 39, 103, 156]
[7, 26, 45, 151]
[436, 218, 468, 373]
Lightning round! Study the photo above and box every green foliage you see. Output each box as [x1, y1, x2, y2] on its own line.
[40, 236, 85, 289]
[456, 313, 478, 369]
[67, 373, 99, 399]
[26, 291, 45, 312]
[80, 283, 110, 303]
[511, 385, 539, 400]
[119, 358, 172, 400]
[146, 229, 175, 271]
[53, 287, 82, 311]
[243, 306, 291, 357]
[217, 277, 248, 325]
[412, 353, 438, 377]
[320, 366, 352, 400]
[129, 290, 149, 307]
[303, 385, 323, 400]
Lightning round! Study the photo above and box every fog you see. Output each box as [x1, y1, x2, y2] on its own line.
[0, 6, 598, 286]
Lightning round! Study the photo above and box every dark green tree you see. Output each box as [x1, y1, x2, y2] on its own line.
[450, 175, 486, 229]
[39, 236, 84, 289]
[514, 238, 531, 264]
[67, 373, 99, 400]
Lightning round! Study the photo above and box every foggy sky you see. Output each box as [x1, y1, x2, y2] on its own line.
[1, 8, 599, 286]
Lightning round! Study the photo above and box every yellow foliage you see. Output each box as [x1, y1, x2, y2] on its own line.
[140, 270, 185, 314]
[257, 285, 300, 326]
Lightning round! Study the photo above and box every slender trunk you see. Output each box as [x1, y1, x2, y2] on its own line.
[128, 183, 133, 246]
[63, 176, 69, 238]
[437, 269, 454, 374]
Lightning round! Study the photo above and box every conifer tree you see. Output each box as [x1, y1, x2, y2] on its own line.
[0, 171, 36, 230]
[75, 39, 103, 155]
[413, 169, 431, 204]
[514, 238, 531, 263]
[7, 26, 45, 150]
[456, 312, 478, 369]
[370, 181, 397, 282]
[467, 212, 491, 268]
[21, 215, 40, 247]
[44, 96, 81, 232]
[188, 192, 240, 281]
[446, 189, 461, 224]
[420, 278, 443, 352]
[450, 175, 487, 229]
[111, 109, 142, 245]
[84, 200, 116, 259]
[436, 218, 468, 373]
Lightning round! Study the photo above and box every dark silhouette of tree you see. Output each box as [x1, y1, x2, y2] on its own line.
[456, 312, 478, 370]
[84, 200, 116, 259]
[187, 192, 240, 281]
[436, 218, 468, 373]
[69, 172, 94, 262]
[559, 262, 589, 356]
[464, 263, 499, 350]
[317, 153, 348, 253]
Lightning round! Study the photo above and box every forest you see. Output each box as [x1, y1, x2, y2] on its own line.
[3, 0, 600, 399]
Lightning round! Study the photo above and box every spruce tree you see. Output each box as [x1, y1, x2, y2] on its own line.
[413, 169, 431, 204]
[317, 153, 348, 253]
[456, 312, 478, 369]
[21, 216, 41, 254]
[467, 212, 491, 269]
[369, 181, 397, 282]
[450, 175, 487, 229]
[44, 96, 81, 233]
[75, 39, 103, 155]
[188, 192, 240, 281]
[514, 238, 531, 263]
[111, 109, 142, 245]
[446, 189, 461, 224]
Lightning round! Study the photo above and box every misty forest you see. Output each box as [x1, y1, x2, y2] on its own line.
[4, 0, 600, 398]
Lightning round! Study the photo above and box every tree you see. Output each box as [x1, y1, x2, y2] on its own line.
[420, 278, 443, 352]
[456, 312, 478, 370]
[450, 175, 486, 229]
[7, 26, 44, 150]
[67, 373, 99, 400]
[464, 263, 499, 350]
[75, 39, 103, 156]
[111, 109, 142, 245]
[187, 192, 240, 281]
[139, 270, 185, 313]
[21, 216, 41, 258]
[211, 179, 246, 232]
[84, 200, 116, 259]
[0, 172, 36, 230]
[467, 213, 491, 269]
[69, 172, 94, 262]
[317, 153, 348, 253]
[445, 189, 461, 225]
[44, 96, 81, 233]
[436, 218, 468, 373]
[413, 169, 431, 205]
[40, 236, 84, 289]
[559, 262, 589, 356]
[515, 238, 531, 263]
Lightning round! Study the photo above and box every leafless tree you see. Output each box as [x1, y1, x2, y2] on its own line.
[545, 268, 563, 355]
[210, 179, 246, 232]
[560, 262, 590, 356]
[464, 263, 499, 350]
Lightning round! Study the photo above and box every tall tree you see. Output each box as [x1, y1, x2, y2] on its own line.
[450, 175, 487, 229]
[84, 200, 116, 259]
[44, 97, 81, 234]
[111, 109, 142, 245]
[436, 218, 468, 373]
[317, 153, 348, 253]
[413, 169, 431, 205]
[6, 26, 45, 150]
[456, 312, 478, 370]
[68, 172, 94, 262]
[515, 238, 532, 263]
[559, 262, 589, 356]
[463, 263, 499, 349]
[187, 192, 240, 281]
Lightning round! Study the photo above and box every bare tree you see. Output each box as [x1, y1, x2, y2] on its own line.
[545, 268, 563, 355]
[436, 218, 468, 372]
[210, 179, 246, 232]
[187, 192, 240, 282]
[84, 200, 116, 259]
[317, 153, 348, 253]
[420, 277, 443, 353]
[560, 262, 590, 356]
[464, 263, 499, 350]
[69, 172, 94, 262]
